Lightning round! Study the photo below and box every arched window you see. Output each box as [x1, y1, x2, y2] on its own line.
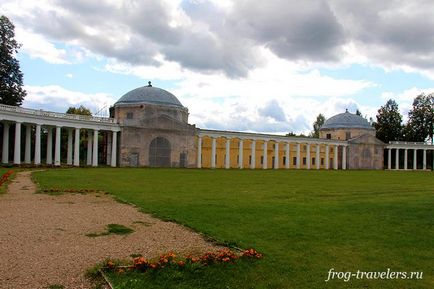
[149, 137, 171, 167]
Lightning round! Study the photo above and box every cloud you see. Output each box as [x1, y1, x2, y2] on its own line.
[258, 100, 287, 122]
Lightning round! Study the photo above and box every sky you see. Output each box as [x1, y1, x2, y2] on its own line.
[2, 0, 434, 135]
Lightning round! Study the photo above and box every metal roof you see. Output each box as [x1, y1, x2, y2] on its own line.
[115, 84, 183, 107]
[321, 110, 374, 130]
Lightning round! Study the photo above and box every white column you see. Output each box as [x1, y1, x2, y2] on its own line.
[74, 128, 80, 166]
[285, 142, 290, 169]
[423, 149, 427, 170]
[250, 140, 256, 169]
[316, 144, 320, 170]
[24, 124, 31, 164]
[92, 129, 98, 167]
[274, 142, 279, 169]
[262, 141, 268, 169]
[388, 149, 392, 170]
[34, 124, 41, 165]
[2, 122, 10, 164]
[395, 148, 399, 170]
[296, 143, 301, 169]
[225, 138, 231, 169]
[306, 144, 311, 170]
[211, 137, 216, 169]
[197, 136, 202, 168]
[325, 145, 329, 170]
[413, 149, 417, 170]
[334, 145, 338, 170]
[239, 139, 244, 169]
[342, 146, 347, 170]
[46, 127, 53, 165]
[67, 129, 73, 165]
[13, 122, 21, 165]
[87, 130, 93, 166]
[54, 126, 61, 166]
[111, 131, 117, 167]
[404, 149, 408, 170]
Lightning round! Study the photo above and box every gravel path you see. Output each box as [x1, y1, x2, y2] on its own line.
[0, 171, 218, 289]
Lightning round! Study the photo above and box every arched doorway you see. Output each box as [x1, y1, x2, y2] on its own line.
[149, 137, 171, 167]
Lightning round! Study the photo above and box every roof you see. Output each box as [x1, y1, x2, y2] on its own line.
[321, 110, 374, 130]
[115, 82, 184, 107]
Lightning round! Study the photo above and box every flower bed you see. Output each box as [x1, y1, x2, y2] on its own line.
[0, 170, 14, 187]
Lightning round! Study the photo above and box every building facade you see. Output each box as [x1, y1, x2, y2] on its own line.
[0, 84, 433, 170]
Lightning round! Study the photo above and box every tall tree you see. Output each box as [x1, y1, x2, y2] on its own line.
[66, 105, 92, 116]
[0, 15, 26, 106]
[310, 113, 325, 138]
[374, 99, 403, 143]
[406, 93, 434, 143]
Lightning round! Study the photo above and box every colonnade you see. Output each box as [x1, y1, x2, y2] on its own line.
[1, 121, 118, 167]
[197, 130, 348, 170]
[386, 145, 433, 170]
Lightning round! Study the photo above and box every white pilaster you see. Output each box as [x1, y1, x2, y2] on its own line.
[250, 140, 256, 169]
[296, 143, 301, 169]
[404, 149, 408, 170]
[54, 126, 61, 166]
[316, 144, 320, 170]
[395, 148, 399, 170]
[211, 137, 216, 169]
[306, 144, 311, 170]
[285, 142, 290, 169]
[413, 149, 417, 170]
[262, 141, 268, 169]
[325, 145, 329, 170]
[225, 138, 231, 169]
[46, 127, 53, 165]
[274, 142, 279, 169]
[342, 146, 347, 170]
[334, 145, 338, 170]
[423, 149, 426, 170]
[74, 128, 80, 166]
[87, 130, 92, 166]
[239, 139, 243, 169]
[67, 128, 73, 165]
[197, 136, 202, 168]
[111, 131, 117, 167]
[2, 122, 10, 164]
[34, 124, 41, 165]
[25, 124, 31, 164]
[92, 129, 98, 167]
[387, 149, 391, 170]
[13, 122, 21, 165]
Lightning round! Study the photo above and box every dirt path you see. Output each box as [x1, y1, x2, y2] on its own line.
[0, 171, 217, 289]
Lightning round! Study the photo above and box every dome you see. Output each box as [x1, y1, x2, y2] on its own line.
[115, 82, 184, 107]
[321, 110, 374, 130]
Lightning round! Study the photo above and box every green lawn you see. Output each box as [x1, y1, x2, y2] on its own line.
[33, 168, 434, 289]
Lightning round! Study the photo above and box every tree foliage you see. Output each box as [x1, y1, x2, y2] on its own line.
[66, 105, 92, 116]
[310, 113, 325, 138]
[0, 15, 26, 106]
[374, 99, 403, 143]
[405, 93, 434, 143]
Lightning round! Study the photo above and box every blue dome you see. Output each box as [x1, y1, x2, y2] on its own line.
[116, 83, 183, 107]
[322, 110, 373, 130]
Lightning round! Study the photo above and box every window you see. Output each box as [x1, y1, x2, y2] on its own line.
[326, 133, 331, 139]
[261, 156, 264, 164]
[321, 158, 324, 165]
[249, 155, 252, 165]
[346, 131, 351, 140]
[303, 157, 306, 165]
[126, 112, 133, 119]
[293, 157, 297, 165]
[312, 157, 315, 165]
[283, 156, 286, 165]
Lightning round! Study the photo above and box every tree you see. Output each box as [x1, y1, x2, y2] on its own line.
[405, 93, 434, 143]
[0, 15, 26, 106]
[310, 113, 325, 138]
[66, 105, 92, 116]
[374, 99, 403, 143]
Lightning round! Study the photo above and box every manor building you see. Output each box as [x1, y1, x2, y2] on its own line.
[0, 83, 433, 170]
